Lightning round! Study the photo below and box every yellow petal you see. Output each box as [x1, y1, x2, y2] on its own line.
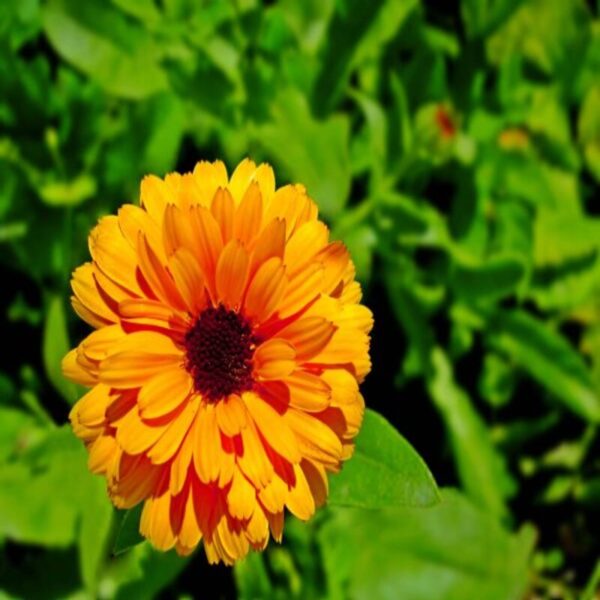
[215, 240, 250, 308]
[80, 325, 126, 361]
[193, 160, 228, 205]
[286, 463, 315, 520]
[227, 467, 256, 520]
[243, 391, 301, 464]
[254, 338, 296, 380]
[238, 419, 274, 489]
[74, 383, 113, 427]
[285, 371, 331, 412]
[258, 474, 288, 514]
[277, 317, 336, 361]
[215, 394, 247, 437]
[147, 397, 199, 464]
[115, 407, 168, 454]
[88, 435, 118, 475]
[192, 405, 221, 483]
[178, 490, 202, 548]
[138, 366, 192, 419]
[140, 493, 176, 551]
[140, 174, 171, 222]
[62, 348, 96, 386]
[228, 158, 257, 203]
[71, 263, 117, 325]
[244, 257, 287, 323]
[283, 408, 343, 467]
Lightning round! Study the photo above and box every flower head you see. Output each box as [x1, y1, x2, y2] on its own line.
[63, 159, 372, 564]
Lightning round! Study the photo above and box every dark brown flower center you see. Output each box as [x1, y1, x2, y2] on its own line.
[184, 304, 257, 402]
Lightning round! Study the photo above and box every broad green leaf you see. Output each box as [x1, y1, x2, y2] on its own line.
[255, 88, 351, 218]
[0, 427, 110, 549]
[42, 296, 79, 405]
[328, 409, 440, 508]
[319, 489, 536, 600]
[487, 310, 600, 422]
[43, 0, 168, 100]
[427, 348, 515, 519]
[113, 504, 144, 556]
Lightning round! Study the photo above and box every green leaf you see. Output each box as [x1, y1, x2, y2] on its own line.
[313, 0, 418, 112]
[43, 0, 168, 100]
[38, 173, 96, 207]
[427, 348, 515, 520]
[319, 489, 536, 600]
[451, 254, 526, 302]
[42, 296, 79, 405]
[328, 409, 440, 508]
[113, 503, 145, 556]
[234, 552, 274, 600]
[255, 88, 351, 218]
[0, 427, 110, 550]
[487, 310, 600, 422]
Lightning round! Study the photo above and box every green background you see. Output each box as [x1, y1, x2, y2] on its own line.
[1, 0, 600, 598]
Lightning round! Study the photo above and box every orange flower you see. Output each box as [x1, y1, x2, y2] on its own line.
[63, 159, 372, 564]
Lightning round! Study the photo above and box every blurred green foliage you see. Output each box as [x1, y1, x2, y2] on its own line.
[1, 0, 600, 598]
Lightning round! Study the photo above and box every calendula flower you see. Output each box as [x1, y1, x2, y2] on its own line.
[63, 159, 372, 564]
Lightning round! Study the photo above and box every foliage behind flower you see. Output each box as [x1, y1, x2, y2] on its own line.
[63, 159, 372, 564]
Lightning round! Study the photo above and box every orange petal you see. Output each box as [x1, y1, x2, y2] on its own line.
[317, 241, 350, 295]
[100, 352, 182, 388]
[285, 221, 329, 277]
[189, 205, 223, 298]
[234, 181, 263, 246]
[244, 257, 287, 323]
[249, 218, 286, 276]
[168, 248, 207, 316]
[258, 474, 288, 514]
[138, 365, 192, 419]
[178, 491, 202, 548]
[215, 240, 250, 308]
[243, 391, 301, 464]
[211, 187, 235, 243]
[277, 317, 336, 361]
[137, 232, 186, 311]
[254, 338, 296, 380]
[115, 407, 169, 454]
[277, 263, 324, 318]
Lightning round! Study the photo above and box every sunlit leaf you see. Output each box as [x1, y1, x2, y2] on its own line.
[329, 409, 440, 509]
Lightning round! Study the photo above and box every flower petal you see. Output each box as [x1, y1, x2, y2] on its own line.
[138, 365, 192, 419]
[254, 338, 296, 380]
[244, 257, 287, 323]
[215, 240, 250, 308]
[277, 317, 336, 361]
